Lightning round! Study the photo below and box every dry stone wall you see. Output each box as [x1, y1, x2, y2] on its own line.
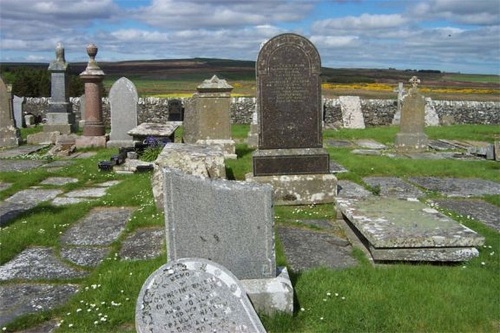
[23, 97, 500, 127]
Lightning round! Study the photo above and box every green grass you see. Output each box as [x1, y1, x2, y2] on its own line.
[443, 74, 500, 84]
[0, 125, 499, 332]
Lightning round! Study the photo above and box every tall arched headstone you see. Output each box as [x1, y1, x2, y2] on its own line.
[108, 77, 138, 147]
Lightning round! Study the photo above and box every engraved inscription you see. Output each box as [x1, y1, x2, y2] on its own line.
[266, 64, 310, 103]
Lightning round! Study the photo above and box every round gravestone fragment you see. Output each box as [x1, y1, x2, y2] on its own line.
[136, 258, 266, 333]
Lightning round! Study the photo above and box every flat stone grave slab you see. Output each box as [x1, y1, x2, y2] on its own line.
[336, 197, 485, 262]
[329, 161, 348, 173]
[0, 182, 12, 191]
[136, 258, 266, 333]
[408, 177, 500, 197]
[0, 283, 79, 327]
[51, 196, 96, 206]
[428, 139, 461, 151]
[120, 227, 164, 260]
[326, 139, 354, 148]
[0, 145, 45, 158]
[60, 246, 110, 267]
[363, 177, 424, 198]
[0, 247, 88, 281]
[128, 122, 181, 142]
[5, 189, 62, 207]
[63, 187, 108, 198]
[337, 180, 372, 198]
[431, 199, 500, 232]
[40, 177, 79, 186]
[354, 139, 387, 150]
[405, 152, 449, 160]
[0, 159, 46, 172]
[351, 149, 382, 156]
[277, 226, 357, 271]
[60, 207, 134, 246]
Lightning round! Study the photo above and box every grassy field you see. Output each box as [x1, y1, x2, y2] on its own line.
[0, 125, 499, 332]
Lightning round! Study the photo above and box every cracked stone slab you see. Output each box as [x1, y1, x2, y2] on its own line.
[336, 197, 484, 262]
[0, 247, 88, 281]
[60, 207, 134, 246]
[63, 187, 108, 198]
[355, 139, 387, 150]
[119, 227, 164, 260]
[60, 246, 110, 267]
[40, 177, 79, 186]
[5, 189, 63, 207]
[0, 145, 45, 159]
[277, 226, 357, 271]
[408, 177, 500, 197]
[0, 283, 79, 327]
[0, 160, 46, 172]
[337, 180, 372, 198]
[431, 199, 500, 232]
[363, 177, 424, 198]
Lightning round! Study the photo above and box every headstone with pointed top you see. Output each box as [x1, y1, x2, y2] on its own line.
[45, 43, 75, 134]
[395, 76, 428, 152]
[183, 75, 236, 158]
[107, 77, 138, 147]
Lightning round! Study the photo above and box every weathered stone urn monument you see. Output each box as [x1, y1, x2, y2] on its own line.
[246, 33, 337, 205]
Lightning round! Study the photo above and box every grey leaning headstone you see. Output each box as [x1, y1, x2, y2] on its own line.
[0, 76, 21, 148]
[108, 77, 138, 147]
[136, 258, 266, 333]
[12, 95, 25, 128]
[395, 76, 428, 152]
[164, 167, 275, 280]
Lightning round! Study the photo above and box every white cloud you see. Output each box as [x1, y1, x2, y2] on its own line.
[312, 14, 408, 33]
[409, 0, 500, 25]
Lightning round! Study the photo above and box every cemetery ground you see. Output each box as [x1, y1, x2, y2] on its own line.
[0, 125, 499, 332]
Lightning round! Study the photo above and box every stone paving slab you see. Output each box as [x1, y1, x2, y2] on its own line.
[408, 177, 500, 197]
[0, 284, 79, 327]
[0, 145, 45, 158]
[0, 182, 12, 191]
[277, 226, 357, 271]
[0, 202, 26, 227]
[40, 177, 79, 186]
[60, 246, 110, 267]
[326, 139, 354, 148]
[363, 177, 424, 198]
[5, 189, 62, 207]
[51, 197, 96, 206]
[329, 161, 348, 173]
[428, 139, 461, 151]
[337, 180, 372, 198]
[119, 227, 164, 260]
[60, 207, 134, 246]
[63, 187, 108, 198]
[0, 160, 46, 172]
[0, 247, 88, 281]
[336, 197, 484, 262]
[431, 199, 500, 232]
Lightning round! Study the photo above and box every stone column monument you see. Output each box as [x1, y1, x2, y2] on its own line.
[44, 43, 75, 134]
[0, 76, 21, 147]
[183, 75, 236, 158]
[395, 76, 428, 152]
[77, 44, 107, 148]
[246, 33, 337, 205]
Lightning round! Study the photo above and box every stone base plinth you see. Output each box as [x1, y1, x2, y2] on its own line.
[44, 112, 75, 134]
[27, 131, 60, 145]
[196, 139, 236, 159]
[241, 267, 293, 315]
[246, 172, 337, 205]
[106, 140, 135, 148]
[395, 132, 428, 152]
[336, 197, 484, 262]
[0, 126, 21, 148]
[75, 135, 107, 149]
[252, 148, 330, 176]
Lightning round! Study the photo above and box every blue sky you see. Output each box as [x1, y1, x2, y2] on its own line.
[1, 0, 499, 74]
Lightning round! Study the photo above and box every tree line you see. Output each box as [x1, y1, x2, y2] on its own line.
[0, 66, 84, 97]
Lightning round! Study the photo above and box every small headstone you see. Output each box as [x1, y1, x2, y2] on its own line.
[339, 96, 365, 129]
[136, 258, 266, 333]
[12, 95, 25, 128]
[395, 76, 428, 152]
[108, 77, 138, 147]
[0, 76, 21, 148]
[392, 82, 406, 125]
[167, 99, 184, 121]
[164, 167, 275, 280]
[424, 97, 439, 126]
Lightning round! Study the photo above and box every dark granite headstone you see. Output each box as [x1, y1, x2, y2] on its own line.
[168, 99, 184, 121]
[253, 33, 329, 176]
[136, 258, 266, 333]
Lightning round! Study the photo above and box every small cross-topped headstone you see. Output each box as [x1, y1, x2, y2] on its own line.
[394, 76, 428, 152]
